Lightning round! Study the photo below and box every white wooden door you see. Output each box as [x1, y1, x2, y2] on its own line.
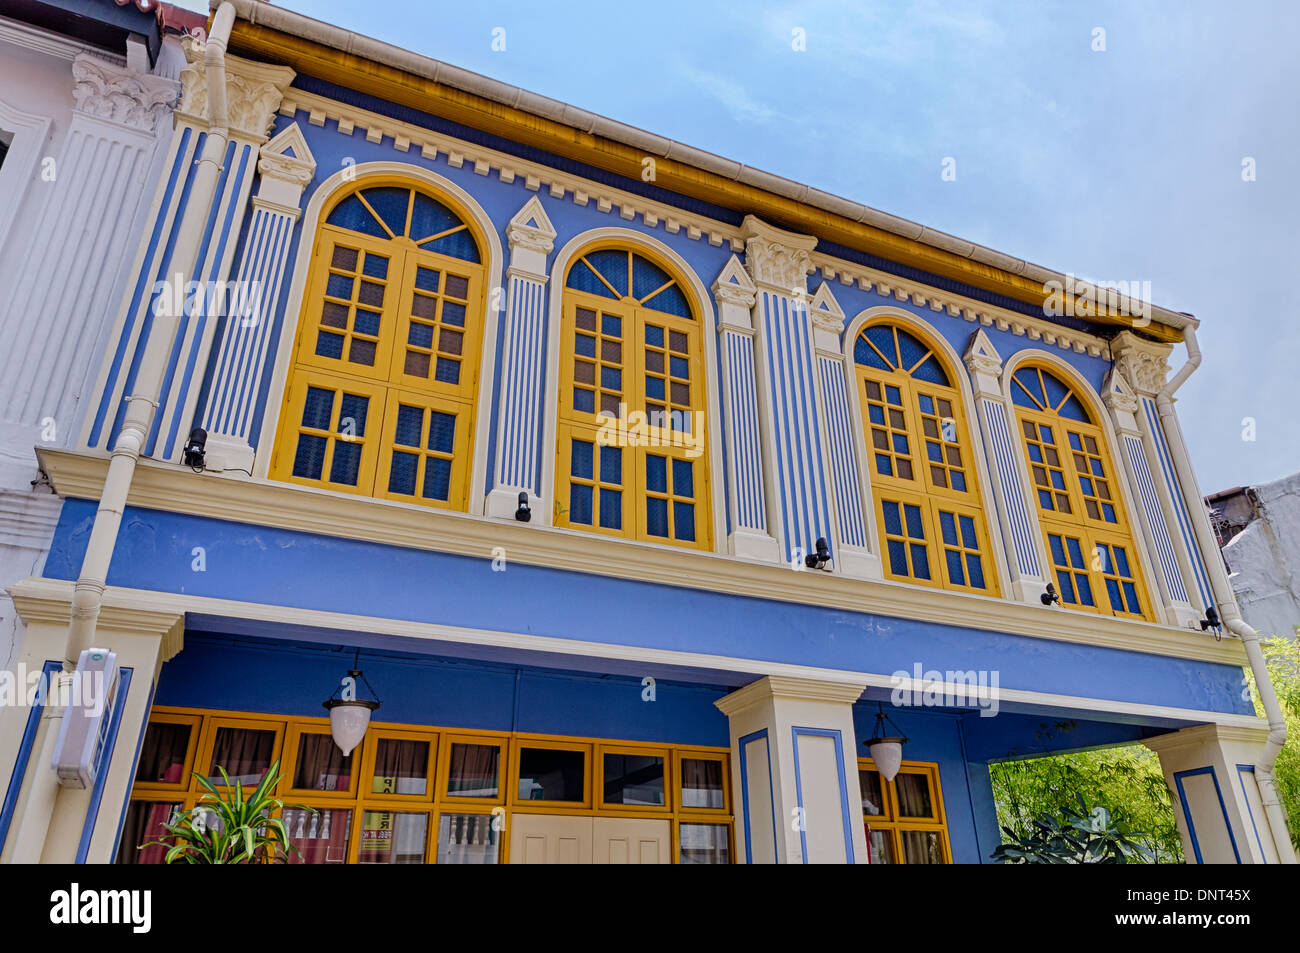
[508, 814, 592, 864]
[592, 817, 670, 864]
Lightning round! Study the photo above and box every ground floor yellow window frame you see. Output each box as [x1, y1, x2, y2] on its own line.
[858, 758, 952, 864]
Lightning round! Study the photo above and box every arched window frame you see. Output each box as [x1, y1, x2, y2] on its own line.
[256, 163, 504, 516]
[1001, 351, 1157, 622]
[539, 228, 726, 551]
[842, 309, 1006, 596]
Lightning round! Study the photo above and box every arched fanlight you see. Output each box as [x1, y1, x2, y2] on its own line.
[864, 702, 909, 782]
[322, 648, 381, 756]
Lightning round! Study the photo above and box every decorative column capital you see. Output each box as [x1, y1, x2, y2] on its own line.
[71, 54, 179, 135]
[712, 255, 757, 331]
[178, 36, 296, 142]
[505, 195, 556, 279]
[739, 215, 817, 292]
[963, 328, 1004, 398]
[1110, 330, 1173, 398]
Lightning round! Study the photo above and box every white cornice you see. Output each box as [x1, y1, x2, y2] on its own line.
[0, 16, 126, 65]
[34, 447, 1247, 667]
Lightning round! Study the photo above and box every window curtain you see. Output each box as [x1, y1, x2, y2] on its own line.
[371, 739, 428, 795]
[681, 759, 723, 809]
[208, 727, 275, 784]
[115, 801, 179, 864]
[134, 723, 190, 784]
[894, 773, 932, 818]
[293, 732, 351, 791]
[447, 743, 499, 797]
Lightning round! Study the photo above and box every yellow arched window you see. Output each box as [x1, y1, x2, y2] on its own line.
[854, 322, 998, 595]
[1010, 364, 1152, 620]
[554, 246, 712, 550]
[270, 181, 485, 509]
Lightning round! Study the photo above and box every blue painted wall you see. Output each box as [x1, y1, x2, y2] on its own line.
[44, 498, 1251, 718]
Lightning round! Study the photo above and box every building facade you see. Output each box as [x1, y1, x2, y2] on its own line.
[0, 0, 1292, 865]
[1207, 474, 1300, 641]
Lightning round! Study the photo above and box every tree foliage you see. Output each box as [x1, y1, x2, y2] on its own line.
[991, 800, 1155, 864]
[1245, 633, 1300, 851]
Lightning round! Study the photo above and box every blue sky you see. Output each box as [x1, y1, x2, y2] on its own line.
[181, 0, 1300, 493]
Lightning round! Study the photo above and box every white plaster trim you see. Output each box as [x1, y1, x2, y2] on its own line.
[8, 575, 1267, 730]
[0, 15, 125, 64]
[252, 161, 506, 518]
[537, 226, 728, 550]
[0, 97, 53, 264]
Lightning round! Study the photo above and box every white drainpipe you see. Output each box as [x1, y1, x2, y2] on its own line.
[1155, 325, 1296, 863]
[65, 1, 238, 663]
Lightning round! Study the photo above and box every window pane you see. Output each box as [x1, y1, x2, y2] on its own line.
[135, 722, 191, 784]
[283, 807, 352, 864]
[115, 801, 180, 864]
[438, 814, 500, 864]
[895, 773, 935, 818]
[859, 769, 885, 817]
[603, 753, 665, 806]
[866, 826, 896, 864]
[372, 739, 429, 796]
[681, 758, 725, 809]
[679, 823, 730, 864]
[293, 732, 352, 791]
[357, 810, 428, 864]
[518, 747, 584, 801]
[899, 829, 944, 863]
[208, 727, 276, 785]
[446, 743, 499, 798]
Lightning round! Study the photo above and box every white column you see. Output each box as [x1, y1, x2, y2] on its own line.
[201, 124, 316, 473]
[1145, 723, 1286, 864]
[716, 676, 868, 864]
[963, 329, 1048, 604]
[810, 282, 879, 579]
[487, 196, 557, 519]
[712, 255, 780, 562]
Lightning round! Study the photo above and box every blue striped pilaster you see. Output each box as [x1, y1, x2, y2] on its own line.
[494, 271, 549, 497]
[983, 398, 1042, 580]
[721, 328, 768, 536]
[1125, 433, 1191, 606]
[1142, 397, 1214, 610]
[817, 354, 867, 551]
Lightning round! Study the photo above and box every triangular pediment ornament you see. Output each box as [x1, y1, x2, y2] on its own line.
[258, 121, 316, 185]
[262, 122, 315, 165]
[1102, 366, 1139, 413]
[808, 281, 845, 333]
[963, 327, 1003, 376]
[507, 195, 557, 253]
[712, 254, 756, 308]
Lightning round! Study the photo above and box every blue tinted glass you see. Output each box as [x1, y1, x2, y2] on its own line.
[946, 549, 964, 586]
[1096, 544, 1112, 573]
[571, 439, 593, 479]
[301, 387, 334, 430]
[869, 404, 885, 425]
[599, 488, 622, 529]
[647, 497, 669, 537]
[864, 326, 897, 368]
[1011, 370, 1041, 408]
[388, 450, 417, 495]
[855, 334, 891, 370]
[409, 323, 434, 349]
[586, 250, 629, 296]
[339, 394, 368, 436]
[1028, 444, 1043, 463]
[1066, 537, 1085, 568]
[362, 254, 388, 279]
[911, 544, 931, 579]
[951, 471, 966, 492]
[885, 385, 901, 405]
[897, 434, 913, 454]
[428, 412, 455, 454]
[959, 515, 977, 548]
[632, 254, 672, 300]
[642, 285, 691, 318]
[325, 194, 387, 238]
[876, 454, 893, 476]
[646, 455, 667, 493]
[646, 377, 665, 401]
[422, 230, 480, 263]
[441, 302, 467, 328]
[888, 540, 908, 575]
[940, 511, 957, 546]
[575, 334, 596, 358]
[1106, 578, 1123, 612]
[600, 445, 621, 484]
[1056, 569, 1076, 604]
[326, 274, 354, 299]
[329, 441, 362, 485]
[1041, 369, 1070, 411]
[1049, 534, 1067, 566]
[966, 553, 985, 589]
[569, 484, 592, 524]
[573, 389, 595, 413]
[435, 358, 460, 385]
[567, 258, 618, 298]
[1102, 504, 1116, 523]
[292, 434, 327, 479]
[1039, 424, 1055, 444]
[1090, 458, 1105, 476]
[1038, 489, 1054, 509]
[602, 314, 622, 338]
[1080, 477, 1094, 496]
[315, 331, 344, 359]
[670, 356, 689, 379]
[927, 442, 942, 462]
[1076, 573, 1095, 606]
[645, 324, 664, 348]
[896, 329, 928, 372]
[1123, 581, 1140, 613]
[409, 192, 462, 240]
[904, 504, 924, 539]
[423, 458, 451, 500]
[1068, 432, 1083, 451]
[1051, 470, 1066, 489]
[1059, 395, 1090, 423]
[415, 268, 440, 293]
[1113, 546, 1131, 577]
[394, 404, 422, 447]
[918, 394, 935, 415]
[882, 500, 902, 536]
[361, 187, 410, 236]
[354, 310, 380, 336]
[673, 502, 695, 541]
[912, 356, 949, 385]
[601, 367, 622, 391]
[672, 459, 693, 498]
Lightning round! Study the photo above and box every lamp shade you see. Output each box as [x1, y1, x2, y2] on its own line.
[868, 737, 906, 782]
[324, 699, 379, 756]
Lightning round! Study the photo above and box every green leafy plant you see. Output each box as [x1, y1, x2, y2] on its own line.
[1244, 632, 1300, 851]
[991, 797, 1156, 864]
[143, 760, 311, 864]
